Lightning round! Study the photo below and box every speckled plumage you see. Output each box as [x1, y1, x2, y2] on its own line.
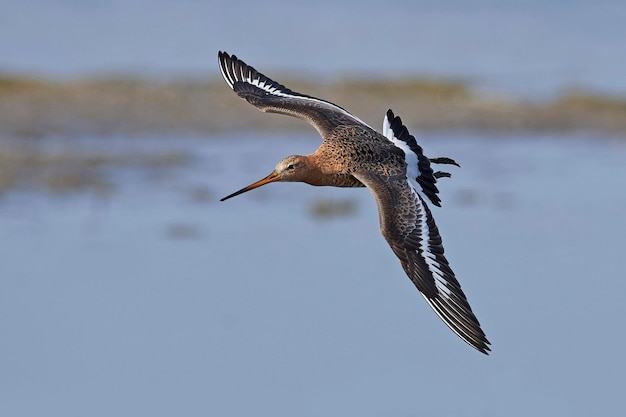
[218, 51, 490, 354]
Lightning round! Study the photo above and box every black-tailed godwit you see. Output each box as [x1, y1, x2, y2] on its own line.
[218, 51, 490, 354]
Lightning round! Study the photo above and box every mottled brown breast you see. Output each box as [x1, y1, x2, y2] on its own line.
[317, 124, 407, 178]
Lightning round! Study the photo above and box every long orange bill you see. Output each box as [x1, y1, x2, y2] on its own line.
[220, 171, 280, 202]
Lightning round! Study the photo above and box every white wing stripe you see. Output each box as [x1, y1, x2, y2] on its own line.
[221, 59, 371, 128]
[426, 297, 479, 341]
[383, 113, 421, 182]
[414, 189, 452, 297]
[384, 112, 449, 296]
[219, 58, 233, 87]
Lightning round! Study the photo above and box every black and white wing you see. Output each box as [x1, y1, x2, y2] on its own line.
[218, 51, 371, 137]
[355, 169, 490, 354]
[382, 109, 460, 207]
[355, 113, 490, 353]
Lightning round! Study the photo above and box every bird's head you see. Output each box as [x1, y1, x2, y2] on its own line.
[220, 155, 308, 201]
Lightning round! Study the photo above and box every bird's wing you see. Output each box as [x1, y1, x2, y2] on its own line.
[382, 109, 455, 207]
[218, 51, 372, 137]
[353, 169, 490, 354]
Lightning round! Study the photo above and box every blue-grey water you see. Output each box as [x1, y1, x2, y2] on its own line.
[1, 131, 626, 417]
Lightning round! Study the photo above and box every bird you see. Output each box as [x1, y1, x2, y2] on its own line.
[217, 51, 490, 354]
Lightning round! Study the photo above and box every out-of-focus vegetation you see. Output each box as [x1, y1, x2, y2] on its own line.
[2, 74, 626, 197]
[309, 197, 358, 219]
[2, 75, 626, 139]
[0, 140, 190, 195]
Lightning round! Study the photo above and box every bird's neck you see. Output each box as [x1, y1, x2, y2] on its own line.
[302, 154, 361, 187]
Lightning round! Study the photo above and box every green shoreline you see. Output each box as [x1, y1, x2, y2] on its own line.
[2, 75, 626, 138]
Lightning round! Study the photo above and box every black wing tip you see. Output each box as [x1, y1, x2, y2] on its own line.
[469, 322, 491, 354]
[472, 344, 491, 355]
[217, 50, 233, 68]
[473, 336, 492, 355]
[218, 51, 250, 88]
[427, 288, 491, 354]
[218, 51, 263, 92]
[454, 313, 492, 355]
[447, 312, 491, 355]
[451, 308, 491, 355]
[218, 51, 247, 71]
[217, 50, 296, 101]
[218, 51, 240, 65]
[440, 304, 491, 354]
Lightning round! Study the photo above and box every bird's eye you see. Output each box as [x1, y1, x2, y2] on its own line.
[286, 164, 295, 170]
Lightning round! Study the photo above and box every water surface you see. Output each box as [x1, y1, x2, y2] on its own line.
[1, 132, 625, 416]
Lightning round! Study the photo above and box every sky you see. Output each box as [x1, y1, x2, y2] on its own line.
[1, 0, 626, 97]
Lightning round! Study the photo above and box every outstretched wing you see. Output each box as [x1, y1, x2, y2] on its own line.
[353, 170, 491, 354]
[382, 109, 458, 207]
[218, 51, 371, 137]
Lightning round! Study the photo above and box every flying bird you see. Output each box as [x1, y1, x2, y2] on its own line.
[218, 51, 490, 354]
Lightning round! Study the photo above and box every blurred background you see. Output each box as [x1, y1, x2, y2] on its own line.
[1, 1, 626, 416]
